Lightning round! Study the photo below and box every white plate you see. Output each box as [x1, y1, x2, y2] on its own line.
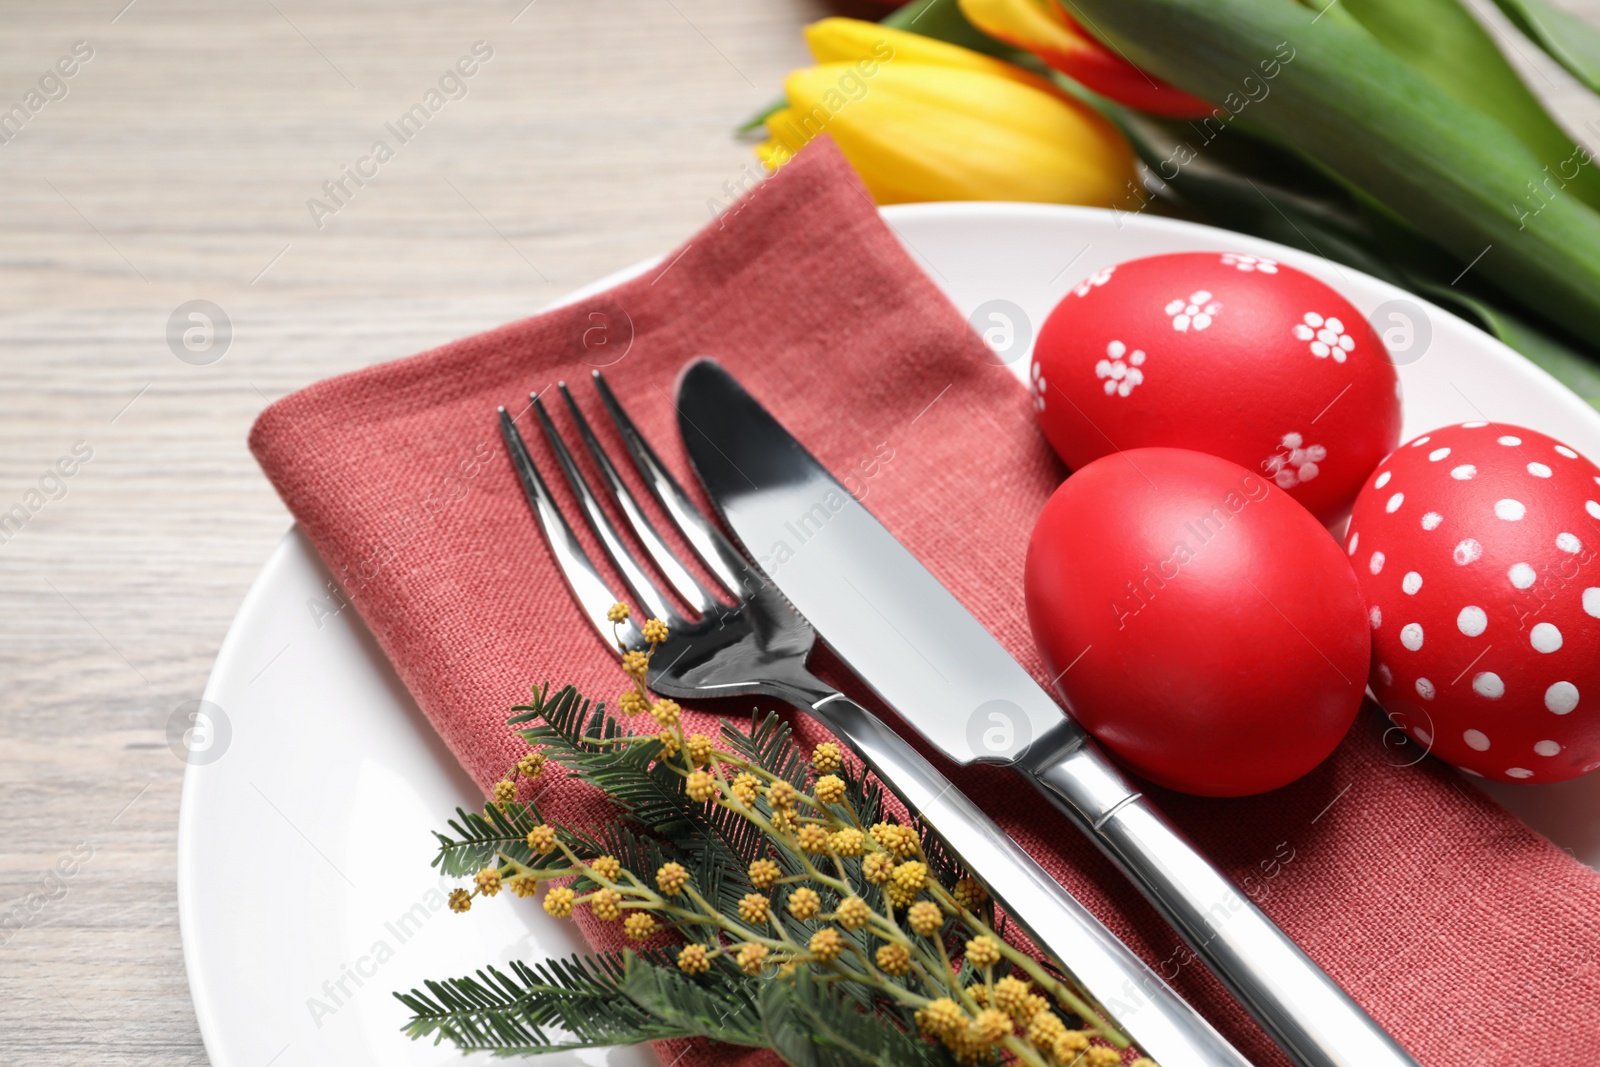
[179, 202, 1600, 1067]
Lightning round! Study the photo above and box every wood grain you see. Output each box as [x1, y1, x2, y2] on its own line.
[0, 1, 1597, 1064]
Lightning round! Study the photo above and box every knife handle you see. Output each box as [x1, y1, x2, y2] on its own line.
[800, 690, 1252, 1067]
[1018, 722, 1418, 1067]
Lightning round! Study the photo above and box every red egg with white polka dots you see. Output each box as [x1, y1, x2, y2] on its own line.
[1348, 423, 1600, 782]
[1030, 252, 1402, 525]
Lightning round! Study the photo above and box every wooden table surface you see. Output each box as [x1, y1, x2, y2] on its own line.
[2, 1, 1597, 1064]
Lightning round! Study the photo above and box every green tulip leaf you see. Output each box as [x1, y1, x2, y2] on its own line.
[737, 98, 787, 134]
[1333, 0, 1600, 211]
[1487, 0, 1600, 96]
[1116, 115, 1388, 265]
[1115, 109, 1600, 406]
[1062, 0, 1600, 348]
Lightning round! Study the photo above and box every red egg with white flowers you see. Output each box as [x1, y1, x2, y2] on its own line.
[1025, 447, 1370, 797]
[1349, 423, 1600, 782]
[1030, 252, 1402, 525]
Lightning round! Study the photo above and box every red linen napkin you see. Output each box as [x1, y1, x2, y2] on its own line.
[251, 139, 1600, 1066]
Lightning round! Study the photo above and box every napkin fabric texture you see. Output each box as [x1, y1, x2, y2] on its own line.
[251, 139, 1600, 1065]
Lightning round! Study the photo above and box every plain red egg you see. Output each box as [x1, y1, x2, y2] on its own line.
[1025, 447, 1370, 796]
[1350, 423, 1600, 782]
[1030, 252, 1402, 525]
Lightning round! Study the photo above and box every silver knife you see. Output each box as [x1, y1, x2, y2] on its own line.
[676, 358, 1419, 1067]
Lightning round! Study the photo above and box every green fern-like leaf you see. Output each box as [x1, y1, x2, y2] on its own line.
[512, 686, 771, 910]
[718, 711, 809, 790]
[395, 951, 765, 1054]
[760, 968, 952, 1067]
[430, 799, 547, 877]
[616, 954, 765, 1045]
[397, 954, 639, 1050]
[558, 821, 677, 894]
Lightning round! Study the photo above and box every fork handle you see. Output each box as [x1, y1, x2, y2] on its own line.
[1019, 723, 1419, 1067]
[802, 690, 1251, 1067]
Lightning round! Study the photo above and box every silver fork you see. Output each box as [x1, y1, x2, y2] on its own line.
[496, 371, 1250, 1067]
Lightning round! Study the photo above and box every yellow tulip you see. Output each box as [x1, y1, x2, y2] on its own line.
[757, 25, 1137, 207]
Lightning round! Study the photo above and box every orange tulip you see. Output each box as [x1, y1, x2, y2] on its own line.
[959, 0, 1214, 117]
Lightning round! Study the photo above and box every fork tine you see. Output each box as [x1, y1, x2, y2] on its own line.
[498, 406, 636, 654]
[556, 381, 724, 618]
[591, 369, 752, 597]
[531, 390, 687, 628]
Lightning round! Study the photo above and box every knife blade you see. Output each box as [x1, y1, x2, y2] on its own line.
[676, 358, 1419, 1067]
